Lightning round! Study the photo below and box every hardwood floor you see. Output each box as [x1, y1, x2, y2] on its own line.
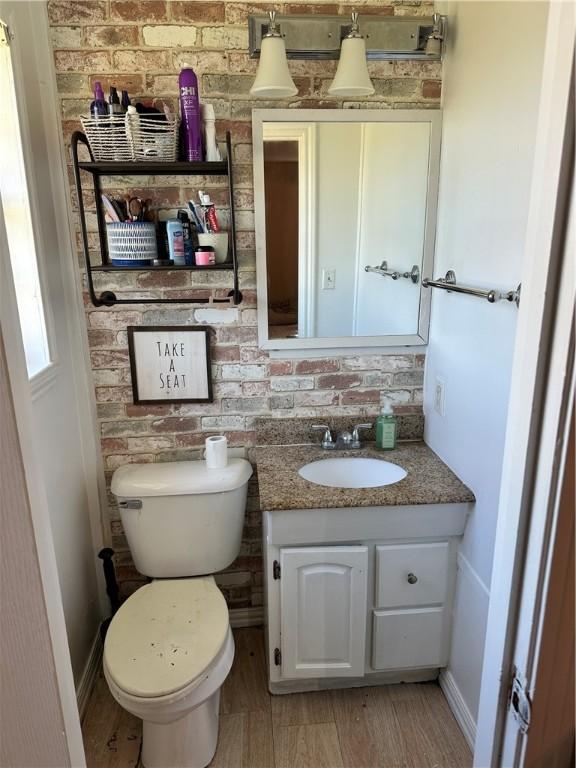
[82, 628, 472, 768]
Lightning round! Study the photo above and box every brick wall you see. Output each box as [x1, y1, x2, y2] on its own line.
[48, 0, 439, 608]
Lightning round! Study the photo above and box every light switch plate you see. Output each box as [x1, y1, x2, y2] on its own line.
[322, 269, 336, 290]
[434, 375, 445, 416]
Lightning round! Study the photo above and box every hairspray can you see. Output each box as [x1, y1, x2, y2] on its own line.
[179, 66, 202, 162]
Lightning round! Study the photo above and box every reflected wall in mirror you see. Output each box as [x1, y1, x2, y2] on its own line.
[253, 110, 441, 351]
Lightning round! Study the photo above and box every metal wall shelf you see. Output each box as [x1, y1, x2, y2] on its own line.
[71, 130, 242, 307]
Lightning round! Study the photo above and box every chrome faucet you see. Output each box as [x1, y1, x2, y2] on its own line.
[312, 423, 372, 450]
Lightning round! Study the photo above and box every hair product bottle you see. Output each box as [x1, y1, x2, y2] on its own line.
[179, 66, 202, 162]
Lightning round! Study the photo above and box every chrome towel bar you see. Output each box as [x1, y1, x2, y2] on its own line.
[365, 261, 420, 283]
[422, 270, 521, 307]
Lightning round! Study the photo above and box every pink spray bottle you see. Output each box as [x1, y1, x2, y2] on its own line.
[179, 66, 202, 162]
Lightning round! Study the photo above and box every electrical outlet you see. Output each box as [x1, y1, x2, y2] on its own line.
[321, 269, 336, 290]
[434, 376, 446, 416]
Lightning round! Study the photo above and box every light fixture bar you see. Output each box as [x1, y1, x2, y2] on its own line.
[248, 14, 445, 61]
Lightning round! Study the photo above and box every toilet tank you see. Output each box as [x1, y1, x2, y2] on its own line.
[111, 459, 253, 578]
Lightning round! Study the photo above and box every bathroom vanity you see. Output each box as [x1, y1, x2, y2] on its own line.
[252, 442, 474, 694]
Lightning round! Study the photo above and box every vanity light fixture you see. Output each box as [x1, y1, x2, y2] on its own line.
[249, 13, 447, 62]
[328, 12, 374, 98]
[249, 11, 298, 99]
[424, 13, 445, 57]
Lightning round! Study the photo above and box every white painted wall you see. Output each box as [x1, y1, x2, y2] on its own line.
[424, 0, 549, 732]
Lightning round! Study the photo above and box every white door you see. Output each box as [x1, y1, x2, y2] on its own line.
[0, 1, 105, 689]
[280, 546, 368, 678]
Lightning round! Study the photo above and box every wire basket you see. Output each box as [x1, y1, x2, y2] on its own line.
[81, 113, 179, 162]
[106, 222, 157, 266]
[128, 114, 179, 162]
[81, 115, 132, 162]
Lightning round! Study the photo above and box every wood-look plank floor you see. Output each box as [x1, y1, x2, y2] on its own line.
[82, 628, 472, 768]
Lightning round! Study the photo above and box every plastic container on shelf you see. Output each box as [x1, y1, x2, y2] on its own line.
[106, 222, 158, 266]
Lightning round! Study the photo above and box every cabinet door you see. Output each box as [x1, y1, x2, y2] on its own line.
[280, 546, 368, 678]
[372, 608, 446, 670]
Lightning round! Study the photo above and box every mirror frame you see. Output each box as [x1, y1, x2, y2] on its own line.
[252, 108, 442, 351]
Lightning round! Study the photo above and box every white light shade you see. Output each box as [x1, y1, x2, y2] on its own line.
[250, 36, 298, 99]
[328, 37, 374, 97]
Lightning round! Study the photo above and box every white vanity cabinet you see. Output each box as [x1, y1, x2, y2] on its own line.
[263, 503, 470, 693]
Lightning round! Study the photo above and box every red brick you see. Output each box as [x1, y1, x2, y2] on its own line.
[339, 4, 394, 15]
[295, 359, 339, 375]
[95, 386, 134, 403]
[136, 270, 190, 288]
[225, 3, 282, 25]
[88, 74, 145, 96]
[171, 1, 225, 23]
[294, 391, 339, 407]
[125, 404, 171, 416]
[317, 373, 362, 390]
[242, 381, 269, 396]
[48, 0, 108, 24]
[83, 25, 140, 47]
[100, 437, 128, 453]
[88, 330, 118, 348]
[113, 49, 171, 71]
[340, 389, 381, 405]
[150, 416, 200, 433]
[240, 347, 268, 362]
[216, 120, 252, 143]
[54, 50, 111, 73]
[422, 79, 442, 99]
[90, 350, 130, 368]
[287, 3, 338, 13]
[111, 0, 167, 22]
[267, 361, 293, 376]
[212, 346, 241, 362]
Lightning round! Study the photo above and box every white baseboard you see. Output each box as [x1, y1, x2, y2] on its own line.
[439, 669, 477, 751]
[76, 630, 102, 720]
[229, 606, 264, 628]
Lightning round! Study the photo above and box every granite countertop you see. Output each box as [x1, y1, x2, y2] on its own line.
[250, 442, 475, 511]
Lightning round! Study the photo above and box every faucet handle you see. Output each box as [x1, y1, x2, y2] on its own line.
[352, 423, 373, 446]
[312, 424, 334, 449]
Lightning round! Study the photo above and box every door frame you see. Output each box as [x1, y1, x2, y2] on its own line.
[0, 1, 111, 762]
[474, 4, 575, 765]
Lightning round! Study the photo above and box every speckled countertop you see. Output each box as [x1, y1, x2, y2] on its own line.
[250, 442, 475, 511]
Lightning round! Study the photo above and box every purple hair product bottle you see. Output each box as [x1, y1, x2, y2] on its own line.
[179, 66, 202, 162]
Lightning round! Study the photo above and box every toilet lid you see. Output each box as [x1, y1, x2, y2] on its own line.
[104, 577, 229, 698]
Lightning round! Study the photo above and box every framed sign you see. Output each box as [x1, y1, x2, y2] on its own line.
[127, 326, 213, 404]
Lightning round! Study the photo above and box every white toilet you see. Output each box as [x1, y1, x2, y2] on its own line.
[104, 458, 253, 768]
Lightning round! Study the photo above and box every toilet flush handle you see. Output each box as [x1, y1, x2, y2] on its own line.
[118, 499, 142, 509]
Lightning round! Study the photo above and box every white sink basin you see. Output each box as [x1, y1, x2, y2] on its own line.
[298, 457, 407, 489]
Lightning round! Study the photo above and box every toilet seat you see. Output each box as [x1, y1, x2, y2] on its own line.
[104, 577, 229, 699]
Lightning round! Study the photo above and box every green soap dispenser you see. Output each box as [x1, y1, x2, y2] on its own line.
[375, 401, 397, 450]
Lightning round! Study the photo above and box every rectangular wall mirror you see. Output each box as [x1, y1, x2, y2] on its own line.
[253, 109, 441, 351]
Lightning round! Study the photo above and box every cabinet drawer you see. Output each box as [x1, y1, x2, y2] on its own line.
[375, 542, 449, 608]
[372, 608, 445, 670]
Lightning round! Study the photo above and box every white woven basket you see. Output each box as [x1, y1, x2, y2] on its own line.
[81, 113, 179, 162]
[81, 115, 132, 162]
[106, 222, 157, 264]
[128, 114, 179, 162]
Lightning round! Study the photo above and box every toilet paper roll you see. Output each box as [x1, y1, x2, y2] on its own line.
[205, 435, 228, 469]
